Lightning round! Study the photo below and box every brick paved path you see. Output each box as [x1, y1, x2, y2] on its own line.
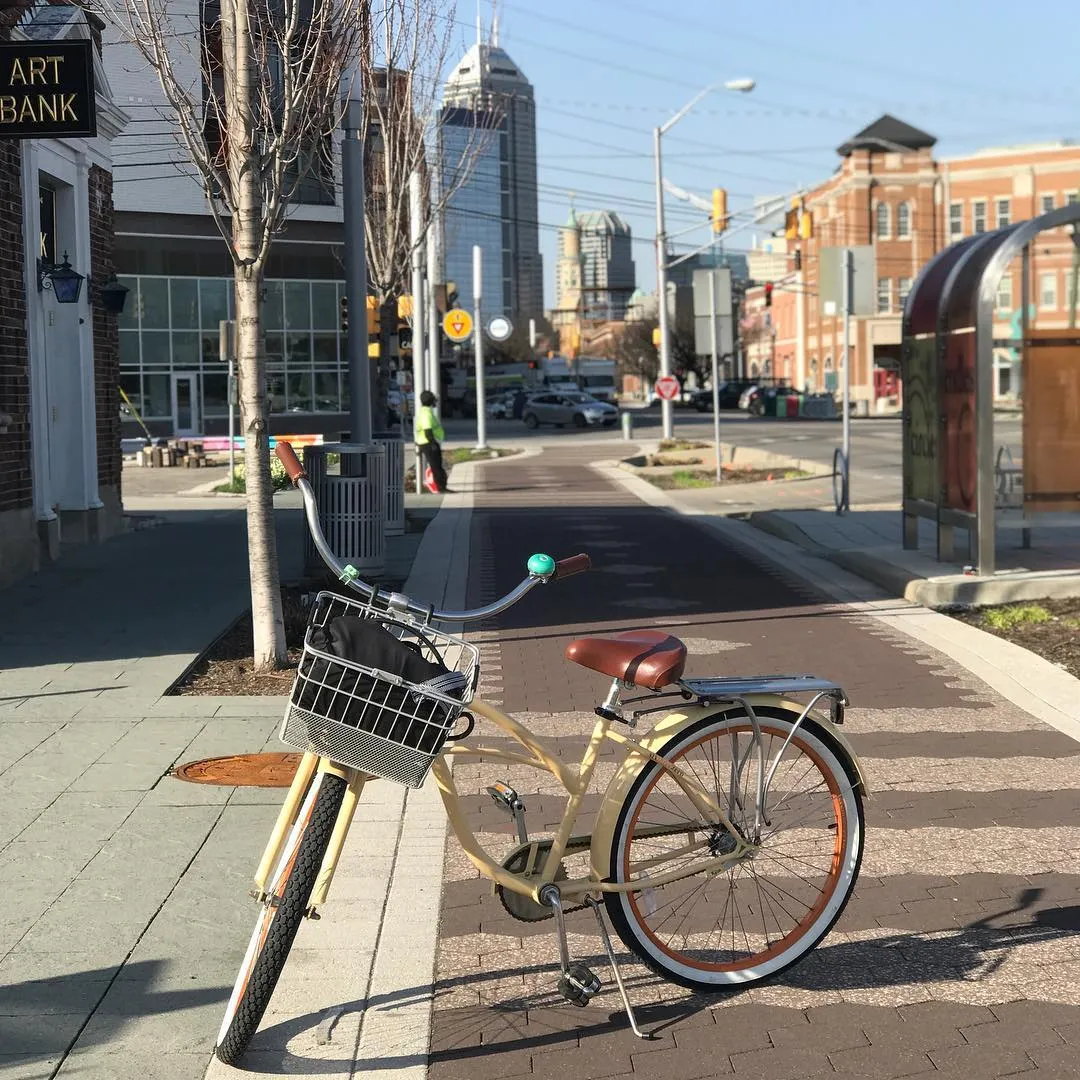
[427, 447, 1080, 1080]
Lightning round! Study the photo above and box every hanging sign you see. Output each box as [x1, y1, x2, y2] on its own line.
[0, 40, 97, 139]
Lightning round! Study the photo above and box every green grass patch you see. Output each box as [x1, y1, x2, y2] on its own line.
[644, 465, 812, 490]
[982, 604, 1052, 631]
[658, 439, 710, 452]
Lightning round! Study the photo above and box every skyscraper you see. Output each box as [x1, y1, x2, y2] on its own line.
[440, 17, 543, 320]
[555, 209, 636, 321]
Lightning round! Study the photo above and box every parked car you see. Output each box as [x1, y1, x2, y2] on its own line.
[522, 391, 618, 429]
[691, 379, 756, 412]
[747, 383, 796, 417]
[486, 390, 518, 419]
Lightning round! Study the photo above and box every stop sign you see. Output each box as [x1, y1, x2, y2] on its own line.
[655, 375, 680, 401]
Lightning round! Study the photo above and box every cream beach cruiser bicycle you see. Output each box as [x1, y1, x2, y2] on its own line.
[214, 442, 870, 1064]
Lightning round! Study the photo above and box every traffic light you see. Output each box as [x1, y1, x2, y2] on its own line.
[446, 282, 459, 310]
[711, 188, 729, 235]
[764, 282, 774, 307]
[339, 295, 348, 332]
[798, 209, 813, 239]
[366, 295, 380, 338]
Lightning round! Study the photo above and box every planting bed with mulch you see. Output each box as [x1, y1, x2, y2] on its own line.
[951, 598, 1080, 679]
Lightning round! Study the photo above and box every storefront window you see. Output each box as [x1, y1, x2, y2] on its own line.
[141, 330, 171, 368]
[117, 274, 346, 434]
[119, 372, 142, 413]
[284, 282, 311, 330]
[263, 280, 284, 331]
[200, 279, 229, 328]
[203, 373, 228, 417]
[312, 282, 337, 329]
[144, 373, 171, 418]
[268, 373, 286, 412]
[173, 332, 200, 369]
[287, 371, 313, 412]
[313, 333, 338, 366]
[170, 279, 199, 329]
[314, 370, 338, 411]
[118, 278, 139, 331]
[140, 278, 169, 329]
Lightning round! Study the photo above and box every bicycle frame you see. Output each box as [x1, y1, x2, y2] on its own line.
[251, 691, 867, 914]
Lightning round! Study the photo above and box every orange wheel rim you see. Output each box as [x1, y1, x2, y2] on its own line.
[623, 723, 847, 973]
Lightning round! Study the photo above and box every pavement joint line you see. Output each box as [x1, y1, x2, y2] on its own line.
[595, 458, 1080, 745]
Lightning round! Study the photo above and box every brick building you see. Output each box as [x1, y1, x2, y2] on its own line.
[0, 2, 127, 588]
[743, 115, 1080, 405]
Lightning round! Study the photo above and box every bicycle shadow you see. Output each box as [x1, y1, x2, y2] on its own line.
[238, 889, 1080, 1073]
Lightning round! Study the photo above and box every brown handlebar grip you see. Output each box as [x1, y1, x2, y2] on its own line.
[274, 440, 307, 484]
[554, 553, 591, 580]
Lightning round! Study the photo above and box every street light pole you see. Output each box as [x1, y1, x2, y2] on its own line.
[473, 244, 487, 450]
[653, 77, 755, 441]
[654, 125, 674, 439]
[409, 172, 426, 493]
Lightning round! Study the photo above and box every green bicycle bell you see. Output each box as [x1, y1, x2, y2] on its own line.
[527, 553, 556, 577]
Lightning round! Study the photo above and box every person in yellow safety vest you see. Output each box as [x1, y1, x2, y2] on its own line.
[414, 390, 450, 494]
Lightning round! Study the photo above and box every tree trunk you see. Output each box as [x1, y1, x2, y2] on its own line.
[236, 271, 287, 669]
[227, 0, 287, 670]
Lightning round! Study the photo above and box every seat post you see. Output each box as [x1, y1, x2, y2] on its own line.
[594, 677, 625, 725]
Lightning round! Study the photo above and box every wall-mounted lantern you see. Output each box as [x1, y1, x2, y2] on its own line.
[37, 252, 84, 304]
[97, 276, 130, 315]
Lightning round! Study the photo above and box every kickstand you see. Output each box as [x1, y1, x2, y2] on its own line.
[585, 897, 655, 1040]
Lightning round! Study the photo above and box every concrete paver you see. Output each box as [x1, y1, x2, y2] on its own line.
[427, 444, 1080, 1080]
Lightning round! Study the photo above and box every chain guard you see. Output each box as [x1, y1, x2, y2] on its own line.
[495, 836, 591, 923]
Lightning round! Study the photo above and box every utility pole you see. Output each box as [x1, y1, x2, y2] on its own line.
[839, 247, 853, 512]
[654, 125, 674, 439]
[409, 172, 426, 493]
[342, 84, 372, 447]
[708, 271, 722, 484]
[427, 217, 441, 397]
[473, 244, 487, 450]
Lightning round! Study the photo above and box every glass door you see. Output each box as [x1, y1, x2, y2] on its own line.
[171, 372, 199, 436]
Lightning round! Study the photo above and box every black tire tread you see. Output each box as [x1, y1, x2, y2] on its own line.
[215, 773, 347, 1065]
[604, 710, 864, 992]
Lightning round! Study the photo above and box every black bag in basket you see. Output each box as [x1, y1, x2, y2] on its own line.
[296, 614, 465, 756]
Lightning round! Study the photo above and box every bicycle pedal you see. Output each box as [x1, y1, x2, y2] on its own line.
[487, 782, 528, 844]
[557, 963, 601, 1007]
[486, 782, 523, 814]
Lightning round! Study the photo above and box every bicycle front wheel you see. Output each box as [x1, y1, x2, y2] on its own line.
[215, 771, 347, 1065]
[605, 709, 863, 991]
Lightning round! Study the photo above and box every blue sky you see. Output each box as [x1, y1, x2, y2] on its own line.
[444, 0, 1079, 306]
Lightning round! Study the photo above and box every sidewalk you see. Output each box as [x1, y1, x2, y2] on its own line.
[0, 480, 463, 1080]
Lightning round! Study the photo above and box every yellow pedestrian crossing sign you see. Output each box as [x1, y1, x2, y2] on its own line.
[443, 308, 473, 342]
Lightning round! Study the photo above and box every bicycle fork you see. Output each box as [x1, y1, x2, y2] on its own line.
[251, 752, 368, 915]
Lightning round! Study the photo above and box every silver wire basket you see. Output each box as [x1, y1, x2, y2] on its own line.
[280, 591, 480, 788]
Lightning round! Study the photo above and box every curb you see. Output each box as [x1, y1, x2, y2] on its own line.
[743, 509, 1080, 609]
[595, 458, 1080, 742]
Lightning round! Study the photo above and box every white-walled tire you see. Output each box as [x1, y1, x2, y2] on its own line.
[605, 709, 863, 990]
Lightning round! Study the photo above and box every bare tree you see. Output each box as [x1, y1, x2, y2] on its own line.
[96, 0, 365, 668]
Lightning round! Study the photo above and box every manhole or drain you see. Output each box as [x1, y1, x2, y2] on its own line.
[172, 752, 303, 787]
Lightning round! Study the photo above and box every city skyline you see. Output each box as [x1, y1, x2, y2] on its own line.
[440, 0, 1080, 308]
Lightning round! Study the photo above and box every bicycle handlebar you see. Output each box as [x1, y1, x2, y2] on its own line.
[275, 441, 306, 483]
[276, 440, 590, 624]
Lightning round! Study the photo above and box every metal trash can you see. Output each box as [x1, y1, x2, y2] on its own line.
[302, 443, 387, 578]
[373, 430, 405, 537]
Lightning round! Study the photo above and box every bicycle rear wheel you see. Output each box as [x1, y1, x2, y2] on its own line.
[605, 708, 863, 991]
[215, 771, 347, 1065]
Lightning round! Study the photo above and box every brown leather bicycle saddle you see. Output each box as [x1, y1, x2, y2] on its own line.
[565, 630, 687, 690]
